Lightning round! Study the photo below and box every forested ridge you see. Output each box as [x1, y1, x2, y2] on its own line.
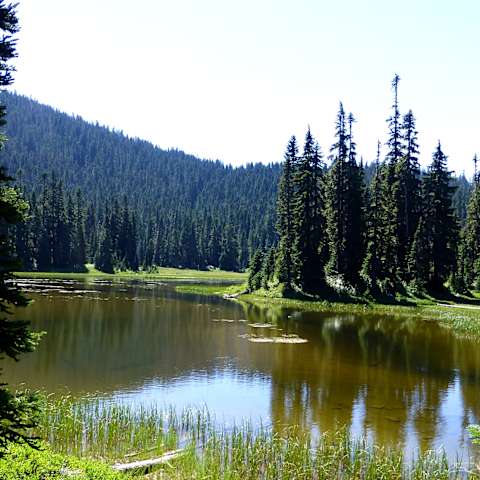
[0, 89, 474, 279]
[0, 91, 280, 272]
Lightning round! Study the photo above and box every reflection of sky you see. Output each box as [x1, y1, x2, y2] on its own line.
[110, 367, 475, 464]
[106, 363, 476, 461]
[113, 368, 272, 428]
[435, 375, 469, 462]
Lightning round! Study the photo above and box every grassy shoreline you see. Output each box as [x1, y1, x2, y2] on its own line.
[176, 283, 480, 338]
[15, 264, 247, 282]
[4, 395, 475, 479]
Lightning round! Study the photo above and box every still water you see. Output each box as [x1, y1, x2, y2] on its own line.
[5, 277, 480, 461]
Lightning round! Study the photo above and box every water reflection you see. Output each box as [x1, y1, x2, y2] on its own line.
[4, 278, 480, 460]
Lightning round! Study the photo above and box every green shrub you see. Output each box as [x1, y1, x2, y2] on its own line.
[0, 442, 127, 480]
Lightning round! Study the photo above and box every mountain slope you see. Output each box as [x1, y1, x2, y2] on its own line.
[0, 92, 280, 270]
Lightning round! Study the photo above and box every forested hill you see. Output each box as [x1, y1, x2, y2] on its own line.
[0, 91, 281, 271]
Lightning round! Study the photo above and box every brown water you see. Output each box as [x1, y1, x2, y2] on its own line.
[4, 277, 480, 461]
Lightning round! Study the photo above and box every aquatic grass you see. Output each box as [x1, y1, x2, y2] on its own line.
[175, 283, 246, 296]
[35, 394, 209, 462]
[33, 395, 478, 478]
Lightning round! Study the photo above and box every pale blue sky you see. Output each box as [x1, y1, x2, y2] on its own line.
[12, 0, 480, 175]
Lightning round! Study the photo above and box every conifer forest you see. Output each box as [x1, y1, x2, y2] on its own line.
[249, 76, 478, 298]
[2, 80, 476, 300]
[4, 2, 480, 477]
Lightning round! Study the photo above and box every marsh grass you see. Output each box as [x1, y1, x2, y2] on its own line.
[34, 395, 477, 479]
[175, 283, 245, 296]
[35, 394, 208, 462]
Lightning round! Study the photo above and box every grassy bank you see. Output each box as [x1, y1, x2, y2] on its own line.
[15, 263, 246, 282]
[240, 291, 480, 337]
[10, 395, 475, 479]
[175, 282, 480, 338]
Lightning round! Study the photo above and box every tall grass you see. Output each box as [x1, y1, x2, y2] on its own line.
[34, 394, 478, 478]
[36, 394, 212, 461]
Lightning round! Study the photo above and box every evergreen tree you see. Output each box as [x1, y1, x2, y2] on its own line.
[386, 74, 404, 166]
[407, 214, 432, 291]
[361, 142, 386, 294]
[219, 224, 239, 271]
[70, 190, 86, 272]
[275, 136, 297, 289]
[247, 248, 264, 291]
[325, 106, 364, 290]
[95, 211, 114, 273]
[409, 142, 458, 292]
[291, 128, 326, 292]
[457, 155, 480, 289]
[394, 110, 421, 278]
[261, 246, 276, 289]
[0, 1, 41, 453]
[376, 74, 406, 292]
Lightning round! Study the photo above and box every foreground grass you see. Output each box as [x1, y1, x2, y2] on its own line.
[15, 263, 246, 282]
[24, 395, 479, 479]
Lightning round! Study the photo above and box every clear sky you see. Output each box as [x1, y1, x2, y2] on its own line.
[11, 0, 480, 175]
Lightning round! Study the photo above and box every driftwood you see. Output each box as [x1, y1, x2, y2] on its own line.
[112, 449, 184, 472]
[223, 290, 248, 299]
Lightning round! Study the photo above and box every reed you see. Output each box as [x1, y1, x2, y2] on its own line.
[33, 394, 477, 479]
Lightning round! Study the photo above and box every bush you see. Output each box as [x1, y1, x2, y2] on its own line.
[0, 442, 127, 480]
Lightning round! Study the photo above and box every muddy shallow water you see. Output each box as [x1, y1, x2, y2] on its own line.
[5, 277, 480, 461]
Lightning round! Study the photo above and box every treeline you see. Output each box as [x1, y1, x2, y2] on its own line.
[15, 173, 253, 273]
[0, 92, 280, 272]
[249, 76, 479, 297]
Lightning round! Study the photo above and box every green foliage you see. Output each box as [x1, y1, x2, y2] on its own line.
[260, 246, 276, 289]
[457, 156, 480, 290]
[414, 143, 459, 292]
[291, 128, 326, 292]
[324, 105, 365, 291]
[361, 144, 385, 295]
[0, 1, 42, 455]
[247, 248, 264, 291]
[467, 424, 480, 445]
[253, 75, 475, 301]
[0, 443, 126, 480]
[275, 136, 297, 288]
[394, 110, 421, 279]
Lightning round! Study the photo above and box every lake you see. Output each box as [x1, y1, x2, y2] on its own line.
[5, 277, 480, 462]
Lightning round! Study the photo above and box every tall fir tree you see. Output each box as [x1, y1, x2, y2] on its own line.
[275, 136, 297, 290]
[408, 142, 458, 292]
[247, 248, 264, 291]
[0, 1, 42, 453]
[95, 209, 114, 273]
[361, 142, 386, 294]
[325, 105, 365, 290]
[457, 155, 480, 289]
[291, 128, 326, 292]
[377, 74, 406, 292]
[261, 246, 276, 289]
[394, 109, 421, 279]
